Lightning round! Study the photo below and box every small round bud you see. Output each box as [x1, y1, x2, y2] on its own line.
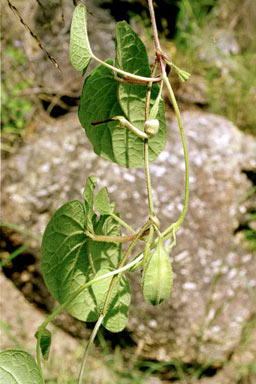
[144, 119, 159, 137]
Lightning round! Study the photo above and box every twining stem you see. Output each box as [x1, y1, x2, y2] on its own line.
[148, 0, 161, 53]
[35, 253, 144, 374]
[113, 116, 149, 139]
[92, 54, 161, 83]
[144, 59, 159, 219]
[162, 73, 189, 236]
[92, 116, 149, 139]
[78, 315, 104, 384]
[144, 142, 155, 217]
[77, 222, 149, 383]
[102, 223, 150, 315]
[147, 0, 189, 235]
[88, 228, 149, 243]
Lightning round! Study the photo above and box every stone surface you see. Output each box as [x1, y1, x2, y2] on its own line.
[2, 109, 256, 370]
[0, 271, 82, 380]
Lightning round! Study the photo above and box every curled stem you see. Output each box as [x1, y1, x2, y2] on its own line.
[78, 315, 104, 384]
[88, 228, 149, 243]
[144, 59, 159, 219]
[162, 73, 189, 237]
[92, 54, 161, 83]
[92, 116, 149, 139]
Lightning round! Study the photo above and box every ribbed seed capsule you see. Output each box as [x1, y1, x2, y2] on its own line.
[142, 241, 173, 306]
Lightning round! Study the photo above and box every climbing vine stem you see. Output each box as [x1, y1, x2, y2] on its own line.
[144, 58, 159, 220]
[92, 54, 161, 83]
[78, 222, 150, 383]
[78, 315, 104, 384]
[147, 0, 189, 236]
[162, 72, 189, 236]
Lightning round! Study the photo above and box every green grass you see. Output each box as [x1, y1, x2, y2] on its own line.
[1, 45, 33, 153]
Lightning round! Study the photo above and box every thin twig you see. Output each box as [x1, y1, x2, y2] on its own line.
[6, 0, 61, 71]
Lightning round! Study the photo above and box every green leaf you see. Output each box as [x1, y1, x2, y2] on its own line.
[91, 267, 131, 332]
[91, 268, 131, 333]
[78, 60, 123, 164]
[35, 329, 51, 361]
[115, 21, 151, 77]
[83, 176, 97, 232]
[95, 187, 112, 215]
[91, 266, 114, 313]
[41, 196, 122, 322]
[70, 3, 92, 72]
[78, 21, 167, 168]
[102, 274, 131, 333]
[89, 214, 122, 272]
[41, 200, 95, 321]
[79, 59, 166, 168]
[0, 350, 44, 383]
[115, 21, 167, 167]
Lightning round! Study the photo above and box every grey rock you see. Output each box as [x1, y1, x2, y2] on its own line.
[2, 110, 256, 368]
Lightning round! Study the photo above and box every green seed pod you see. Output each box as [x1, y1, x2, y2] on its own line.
[144, 119, 159, 137]
[142, 240, 173, 306]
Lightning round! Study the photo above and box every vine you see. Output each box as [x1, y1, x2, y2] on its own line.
[0, 1, 190, 382]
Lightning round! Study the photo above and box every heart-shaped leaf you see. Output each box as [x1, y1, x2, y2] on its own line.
[70, 3, 92, 72]
[0, 350, 44, 383]
[41, 200, 95, 321]
[78, 60, 123, 164]
[42, 194, 122, 322]
[79, 62, 166, 167]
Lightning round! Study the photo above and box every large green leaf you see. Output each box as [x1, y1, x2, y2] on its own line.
[0, 350, 44, 383]
[41, 200, 96, 321]
[78, 60, 166, 168]
[115, 21, 151, 77]
[41, 196, 122, 322]
[70, 3, 92, 72]
[79, 21, 167, 168]
[115, 21, 167, 166]
[78, 60, 122, 163]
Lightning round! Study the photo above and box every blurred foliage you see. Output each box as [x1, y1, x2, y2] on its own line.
[175, 0, 217, 49]
[173, 0, 256, 136]
[1, 44, 34, 153]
